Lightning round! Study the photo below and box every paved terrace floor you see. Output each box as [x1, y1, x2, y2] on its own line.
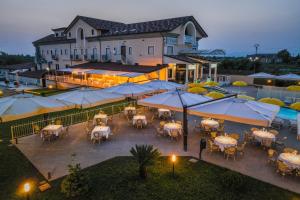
[16, 111, 300, 194]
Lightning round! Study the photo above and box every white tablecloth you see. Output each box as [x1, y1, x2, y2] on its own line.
[124, 107, 136, 115]
[93, 114, 108, 125]
[253, 130, 276, 142]
[163, 123, 182, 136]
[278, 153, 300, 170]
[91, 126, 111, 140]
[132, 115, 147, 125]
[42, 125, 63, 137]
[214, 136, 237, 151]
[201, 119, 219, 129]
[158, 108, 171, 118]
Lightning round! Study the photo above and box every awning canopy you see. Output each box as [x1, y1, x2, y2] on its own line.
[138, 90, 211, 112]
[101, 83, 155, 97]
[0, 94, 74, 122]
[50, 88, 125, 108]
[276, 73, 300, 81]
[248, 72, 276, 79]
[142, 80, 184, 91]
[188, 97, 280, 127]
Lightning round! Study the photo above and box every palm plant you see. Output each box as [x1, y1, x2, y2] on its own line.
[130, 145, 161, 179]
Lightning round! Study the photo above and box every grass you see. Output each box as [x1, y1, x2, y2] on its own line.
[1, 145, 299, 200]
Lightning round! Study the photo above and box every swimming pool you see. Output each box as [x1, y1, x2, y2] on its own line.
[277, 107, 299, 120]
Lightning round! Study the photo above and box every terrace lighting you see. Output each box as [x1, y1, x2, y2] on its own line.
[171, 154, 177, 177]
[267, 80, 272, 84]
[23, 182, 31, 200]
[48, 85, 53, 89]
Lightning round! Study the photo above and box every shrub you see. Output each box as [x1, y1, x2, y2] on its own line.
[258, 98, 285, 106]
[204, 81, 219, 87]
[61, 162, 90, 198]
[219, 171, 246, 192]
[205, 91, 225, 99]
[232, 81, 247, 87]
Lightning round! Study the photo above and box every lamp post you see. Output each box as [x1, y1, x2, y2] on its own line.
[23, 182, 31, 200]
[171, 154, 176, 178]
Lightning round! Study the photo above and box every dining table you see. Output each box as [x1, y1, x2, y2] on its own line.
[252, 130, 276, 142]
[163, 122, 182, 136]
[124, 106, 136, 115]
[158, 108, 171, 118]
[91, 126, 111, 140]
[41, 124, 63, 138]
[132, 115, 147, 126]
[201, 119, 219, 129]
[278, 153, 300, 170]
[214, 135, 237, 151]
[93, 113, 108, 125]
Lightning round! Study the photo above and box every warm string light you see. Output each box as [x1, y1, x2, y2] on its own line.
[24, 182, 31, 193]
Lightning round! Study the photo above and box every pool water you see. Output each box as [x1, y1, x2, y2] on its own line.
[277, 107, 298, 120]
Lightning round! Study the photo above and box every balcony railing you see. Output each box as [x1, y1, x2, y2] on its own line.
[165, 37, 178, 45]
[51, 55, 58, 60]
[184, 35, 194, 44]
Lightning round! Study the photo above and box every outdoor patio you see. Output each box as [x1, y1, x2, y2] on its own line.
[16, 111, 300, 194]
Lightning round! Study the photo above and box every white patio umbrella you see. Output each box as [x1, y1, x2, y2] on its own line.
[0, 94, 74, 122]
[101, 83, 155, 97]
[188, 97, 280, 127]
[138, 90, 212, 112]
[141, 80, 184, 91]
[248, 72, 276, 79]
[51, 88, 125, 108]
[276, 73, 300, 81]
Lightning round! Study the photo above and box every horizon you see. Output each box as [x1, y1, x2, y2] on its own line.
[0, 0, 299, 57]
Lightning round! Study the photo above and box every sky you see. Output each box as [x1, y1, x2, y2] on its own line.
[0, 0, 299, 57]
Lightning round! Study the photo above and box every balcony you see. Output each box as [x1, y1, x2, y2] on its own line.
[184, 35, 194, 44]
[165, 37, 178, 45]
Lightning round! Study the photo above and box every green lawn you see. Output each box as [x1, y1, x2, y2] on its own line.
[1, 143, 299, 200]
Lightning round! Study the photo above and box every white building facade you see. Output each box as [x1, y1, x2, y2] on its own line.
[33, 15, 212, 84]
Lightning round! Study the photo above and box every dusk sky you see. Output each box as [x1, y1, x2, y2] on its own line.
[0, 0, 299, 56]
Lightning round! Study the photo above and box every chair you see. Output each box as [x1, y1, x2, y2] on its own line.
[55, 119, 62, 125]
[92, 132, 101, 144]
[224, 147, 237, 160]
[170, 129, 179, 141]
[148, 115, 155, 125]
[126, 115, 132, 125]
[162, 111, 170, 120]
[32, 125, 40, 135]
[156, 127, 165, 137]
[210, 131, 217, 139]
[261, 139, 273, 150]
[61, 126, 69, 137]
[96, 118, 103, 126]
[175, 121, 182, 125]
[269, 129, 279, 136]
[228, 133, 240, 141]
[159, 121, 166, 129]
[237, 142, 246, 156]
[208, 139, 220, 154]
[274, 137, 287, 151]
[42, 130, 52, 142]
[135, 119, 144, 129]
[251, 127, 259, 132]
[111, 126, 119, 135]
[85, 127, 91, 139]
[107, 116, 113, 124]
[271, 118, 283, 129]
[267, 149, 277, 165]
[244, 131, 254, 144]
[276, 160, 293, 176]
[283, 147, 298, 154]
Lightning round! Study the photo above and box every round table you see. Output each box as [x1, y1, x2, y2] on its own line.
[278, 153, 300, 170]
[132, 115, 147, 126]
[158, 108, 171, 118]
[201, 119, 219, 129]
[163, 123, 182, 136]
[252, 130, 276, 142]
[214, 136, 237, 151]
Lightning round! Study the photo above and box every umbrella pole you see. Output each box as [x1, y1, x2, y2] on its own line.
[183, 106, 188, 151]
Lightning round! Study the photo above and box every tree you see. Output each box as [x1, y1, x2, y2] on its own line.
[61, 156, 90, 198]
[130, 145, 161, 179]
[277, 49, 291, 63]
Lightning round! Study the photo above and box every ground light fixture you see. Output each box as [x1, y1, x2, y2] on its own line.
[23, 182, 31, 200]
[171, 154, 177, 178]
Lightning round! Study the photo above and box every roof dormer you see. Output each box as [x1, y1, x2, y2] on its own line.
[52, 27, 67, 37]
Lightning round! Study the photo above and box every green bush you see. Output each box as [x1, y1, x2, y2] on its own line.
[61, 162, 90, 198]
[219, 171, 246, 192]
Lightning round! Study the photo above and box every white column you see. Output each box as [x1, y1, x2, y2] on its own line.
[200, 65, 203, 80]
[208, 64, 212, 79]
[214, 65, 217, 82]
[185, 64, 189, 84]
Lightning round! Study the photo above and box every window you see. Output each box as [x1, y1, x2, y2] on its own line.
[47, 50, 49, 55]
[61, 32, 64, 37]
[65, 64, 69, 68]
[50, 50, 53, 55]
[80, 29, 84, 40]
[128, 47, 132, 55]
[168, 68, 173, 79]
[68, 32, 71, 37]
[81, 49, 83, 55]
[54, 49, 57, 55]
[113, 48, 117, 55]
[65, 49, 68, 55]
[60, 49, 63, 55]
[55, 64, 59, 70]
[167, 46, 174, 55]
[41, 50, 44, 56]
[55, 33, 58, 37]
[148, 46, 154, 55]
[91, 29, 94, 35]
